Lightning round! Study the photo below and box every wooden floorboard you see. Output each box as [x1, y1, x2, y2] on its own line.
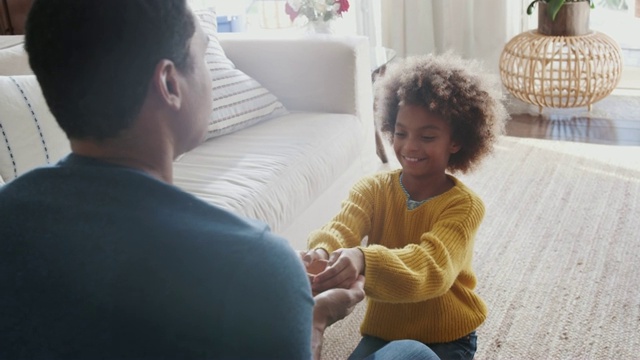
[505, 95, 640, 146]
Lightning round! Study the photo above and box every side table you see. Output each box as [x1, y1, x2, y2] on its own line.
[370, 47, 396, 163]
[0, 0, 12, 35]
[500, 30, 623, 112]
[0, 0, 32, 35]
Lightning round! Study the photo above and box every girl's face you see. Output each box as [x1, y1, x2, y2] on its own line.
[393, 103, 461, 180]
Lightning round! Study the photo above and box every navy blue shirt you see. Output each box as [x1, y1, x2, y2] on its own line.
[0, 154, 314, 359]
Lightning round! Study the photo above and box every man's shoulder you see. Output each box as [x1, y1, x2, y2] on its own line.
[0, 162, 274, 242]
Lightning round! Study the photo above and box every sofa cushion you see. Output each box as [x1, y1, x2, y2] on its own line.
[0, 40, 32, 76]
[173, 111, 367, 233]
[194, 8, 288, 140]
[0, 75, 70, 182]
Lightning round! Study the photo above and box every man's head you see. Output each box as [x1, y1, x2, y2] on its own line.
[25, 0, 210, 147]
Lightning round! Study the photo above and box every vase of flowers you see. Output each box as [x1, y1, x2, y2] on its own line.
[307, 19, 333, 34]
[285, 0, 350, 34]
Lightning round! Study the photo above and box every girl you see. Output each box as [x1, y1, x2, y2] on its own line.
[301, 53, 508, 360]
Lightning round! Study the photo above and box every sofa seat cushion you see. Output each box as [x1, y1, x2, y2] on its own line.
[173, 111, 366, 233]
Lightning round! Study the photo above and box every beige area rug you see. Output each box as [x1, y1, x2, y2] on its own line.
[321, 136, 640, 359]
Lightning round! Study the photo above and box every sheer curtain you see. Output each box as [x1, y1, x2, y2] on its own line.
[359, 0, 528, 74]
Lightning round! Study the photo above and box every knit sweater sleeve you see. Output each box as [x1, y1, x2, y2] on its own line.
[307, 176, 376, 253]
[360, 187, 485, 303]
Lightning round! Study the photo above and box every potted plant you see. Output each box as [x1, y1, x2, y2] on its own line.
[526, 0, 594, 36]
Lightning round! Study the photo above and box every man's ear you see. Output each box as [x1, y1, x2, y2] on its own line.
[152, 59, 182, 111]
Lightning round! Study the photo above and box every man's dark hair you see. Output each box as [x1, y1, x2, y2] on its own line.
[25, 0, 196, 140]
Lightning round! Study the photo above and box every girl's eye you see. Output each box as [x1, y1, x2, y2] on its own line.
[394, 132, 406, 137]
[422, 136, 435, 141]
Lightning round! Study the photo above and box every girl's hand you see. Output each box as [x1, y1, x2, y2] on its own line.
[312, 248, 365, 294]
[298, 248, 329, 266]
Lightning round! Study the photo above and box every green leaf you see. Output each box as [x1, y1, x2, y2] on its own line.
[547, 0, 566, 21]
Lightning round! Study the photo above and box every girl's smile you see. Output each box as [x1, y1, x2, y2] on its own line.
[401, 155, 427, 162]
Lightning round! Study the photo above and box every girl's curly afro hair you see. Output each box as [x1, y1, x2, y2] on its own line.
[375, 52, 509, 173]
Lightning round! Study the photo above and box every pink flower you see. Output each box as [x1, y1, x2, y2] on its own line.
[336, 0, 349, 14]
[284, 0, 349, 22]
[285, 3, 299, 22]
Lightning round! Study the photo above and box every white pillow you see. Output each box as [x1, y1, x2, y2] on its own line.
[187, 0, 212, 11]
[0, 75, 70, 182]
[195, 8, 289, 140]
[0, 173, 4, 186]
[0, 42, 33, 76]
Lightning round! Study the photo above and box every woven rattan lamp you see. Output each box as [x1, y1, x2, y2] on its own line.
[500, 30, 623, 112]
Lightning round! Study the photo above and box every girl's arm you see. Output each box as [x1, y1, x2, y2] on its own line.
[361, 194, 485, 303]
[307, 177, 376, 254]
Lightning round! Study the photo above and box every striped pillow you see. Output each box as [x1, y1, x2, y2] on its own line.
[0, 75, 70, 182]
[195, 8, 288, 140]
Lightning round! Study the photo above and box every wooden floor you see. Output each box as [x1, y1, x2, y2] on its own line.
[505, 94, 640, 146]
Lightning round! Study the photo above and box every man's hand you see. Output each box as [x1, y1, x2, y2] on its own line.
[313, 274, 365, 327]
[311, 275, 365, 359]
[312, 248, 365, 294]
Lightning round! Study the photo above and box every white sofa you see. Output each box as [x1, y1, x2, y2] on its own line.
[0, 34, 377, 250]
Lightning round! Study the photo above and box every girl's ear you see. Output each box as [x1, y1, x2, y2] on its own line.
[449, 140, 461, 154]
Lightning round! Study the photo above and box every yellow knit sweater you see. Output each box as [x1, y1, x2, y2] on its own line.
[307, 169, 487, 344]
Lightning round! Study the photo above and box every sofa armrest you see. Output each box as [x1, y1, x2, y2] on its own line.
[217, 34, 374, 123]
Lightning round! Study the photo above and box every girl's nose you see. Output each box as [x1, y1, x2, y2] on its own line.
[404, 137, 420, 151]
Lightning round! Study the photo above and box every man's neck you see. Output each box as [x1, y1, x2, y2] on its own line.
[70, 137, 174, 184]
